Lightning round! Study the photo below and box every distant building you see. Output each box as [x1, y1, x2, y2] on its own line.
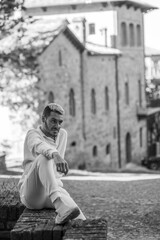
[24, 0, 158, 170]
[145, 47, 160, 157]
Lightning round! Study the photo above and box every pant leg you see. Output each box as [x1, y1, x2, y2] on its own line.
[19, 154, 86, 220]
[19, 154, 62, 209]
[54, 187, 86, 220]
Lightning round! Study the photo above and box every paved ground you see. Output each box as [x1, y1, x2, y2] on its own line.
[1, 172, 160, 240]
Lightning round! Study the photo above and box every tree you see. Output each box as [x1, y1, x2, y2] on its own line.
[0, 0, 45, 129]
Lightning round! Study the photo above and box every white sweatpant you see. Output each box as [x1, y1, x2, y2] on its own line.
[18, 154, 85, 219]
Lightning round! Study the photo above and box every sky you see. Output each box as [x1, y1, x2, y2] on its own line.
[143, 0, 160, 50]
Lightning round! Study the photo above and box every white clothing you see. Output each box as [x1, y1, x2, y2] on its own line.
[18, 126, 86, 221]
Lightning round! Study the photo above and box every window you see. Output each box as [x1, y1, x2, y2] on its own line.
[121, 22, 127, 46]
[48, 91, 54, 103]
[105, 87, 109, 110]
[69, 88, 76, 116]
[129, 23, 134, 46]
[71, 141, 76, 147]
[89, 23, 95, 35]
[136, 24, 141, 46]
[138, 79, 142, 107]
[106, 144, 111, 155]
[91, 89, 96, 114]
[140, 127, 143, 147]
[59, 50, 62, 66]
[125, 82, 129, 105]
[93, 146, 97, 157]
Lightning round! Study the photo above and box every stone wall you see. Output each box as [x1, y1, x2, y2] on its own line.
[38, 33, 85, 168]
[83, 54, 118, 170]
[116, 5, 147, 166]
[36, 4, 148, 170]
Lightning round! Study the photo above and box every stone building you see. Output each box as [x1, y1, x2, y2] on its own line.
[24, 0, 157, 170]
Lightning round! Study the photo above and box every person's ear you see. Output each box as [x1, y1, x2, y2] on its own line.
[42, 115, 46, 123]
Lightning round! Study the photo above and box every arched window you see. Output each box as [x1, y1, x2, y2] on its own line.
[126, 132, 132, 163]
[91, 88, 96, 114]
[59, 50, 62, 66]
[48, 91, 54, 103]
[136, 24, 141, 46]
[69, 88, 76, 116]
[93, 145, 98, 157]
[138, 79, 142, 107]
[129, 23, 134, 46]
[125, 82, 129, 105]
[140, 127, 143, 147]
[70, 141, 76, 147]
[105, 86, 109, 110]
[106, 144, 111, 155]
[121, 22, 127, 46]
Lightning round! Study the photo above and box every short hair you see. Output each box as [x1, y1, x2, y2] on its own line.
[42, 103, 64, 118]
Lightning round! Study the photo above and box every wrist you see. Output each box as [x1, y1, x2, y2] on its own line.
[52, 152, 59, 158]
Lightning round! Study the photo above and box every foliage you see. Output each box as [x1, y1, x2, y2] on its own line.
[0, 0, 45, 129]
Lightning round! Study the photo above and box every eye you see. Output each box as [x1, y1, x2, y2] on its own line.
[51, 119, 57, 124]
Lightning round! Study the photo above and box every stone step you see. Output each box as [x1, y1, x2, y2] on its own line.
[11, 208, 107, 240]
[0, 191, 25, 240]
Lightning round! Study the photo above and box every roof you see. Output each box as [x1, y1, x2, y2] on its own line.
[86, 42, 121, 55]
[24, 0, 157, 12]
[0, 18, 84, 56]
[145, 47, 160, 57]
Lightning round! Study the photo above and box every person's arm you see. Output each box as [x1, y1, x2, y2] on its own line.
[57, 128, 67, 159]
[53, 129, 68, 175]
[26, 129, 58, 159]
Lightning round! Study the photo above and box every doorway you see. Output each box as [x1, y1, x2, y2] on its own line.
[126, 132, 132, 163]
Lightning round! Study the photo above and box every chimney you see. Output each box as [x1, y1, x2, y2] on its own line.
[110, 35, 117, 48]
[71, 17, 86, 45]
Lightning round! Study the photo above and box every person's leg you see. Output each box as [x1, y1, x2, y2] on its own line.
[19, 154, 63, 209]
[20, 154, 85, 224]
[53, 187, 86, 224]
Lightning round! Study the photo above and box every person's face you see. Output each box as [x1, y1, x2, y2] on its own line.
[42, 111, 64, 138]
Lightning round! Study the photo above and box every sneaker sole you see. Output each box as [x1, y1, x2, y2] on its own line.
[58, 207, 80, 225]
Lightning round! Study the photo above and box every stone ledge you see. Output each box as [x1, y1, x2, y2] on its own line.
[11, 208, 107, 240]
[0, 191, 25, 240]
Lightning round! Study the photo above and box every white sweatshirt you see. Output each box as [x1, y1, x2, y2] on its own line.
[22, 126, 67, 169]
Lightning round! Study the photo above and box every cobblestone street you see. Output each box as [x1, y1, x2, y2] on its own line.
[1, 174, 160, 240]
[62, 177, 160, 240]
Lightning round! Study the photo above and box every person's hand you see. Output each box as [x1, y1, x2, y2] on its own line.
[52, 152, 69, 175]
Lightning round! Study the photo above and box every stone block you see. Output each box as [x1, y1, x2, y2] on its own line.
[8, 205, 17, 221]
[0, 205, 8, 220]
[0, 222, 5, 230]
[6, 221, 16, 230]
[11, 208, 107, 240]
[63, 218, 107, 240]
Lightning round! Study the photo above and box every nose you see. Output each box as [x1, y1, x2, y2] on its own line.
[54, 121, 60, 128]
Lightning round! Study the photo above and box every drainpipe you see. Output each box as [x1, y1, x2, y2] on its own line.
[142, 12, 148, 158]
[80, 18, 86, 140]
[115, 55, 121, 168]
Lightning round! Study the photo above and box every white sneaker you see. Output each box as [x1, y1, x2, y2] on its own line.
[54, 197, 80, 225]
[55, 207, 80, 225]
